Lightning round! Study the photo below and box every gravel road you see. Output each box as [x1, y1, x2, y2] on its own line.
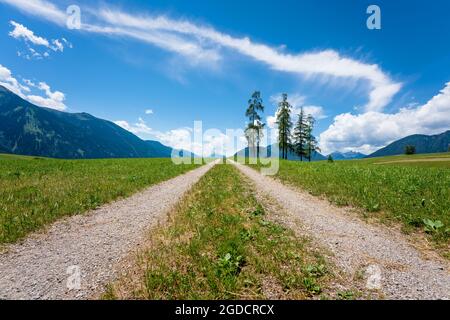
[0, 163, 214, 300]
[233, 161, 449, 300]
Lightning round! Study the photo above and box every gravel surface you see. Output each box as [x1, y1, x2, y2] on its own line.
[0, 163, 214, 300]
[233, 162, 449, 300]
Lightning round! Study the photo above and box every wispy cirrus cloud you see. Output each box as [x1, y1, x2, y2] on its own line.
[1, 0, 401, 111]
[97, 8, 401, 111]
[0, 0, 66, 25]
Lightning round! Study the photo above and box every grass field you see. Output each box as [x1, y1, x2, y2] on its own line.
[0, 154, 199, 244]
[249, 153, 450, 246]
[359, 152, 450, 168]
[104, 164, 335, 300]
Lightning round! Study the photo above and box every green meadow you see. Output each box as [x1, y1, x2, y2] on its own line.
[104, 164, 334, 300]
[250, 153, 450, 245]
[364, 152, 450, 168]
[0, 154, 199, 244]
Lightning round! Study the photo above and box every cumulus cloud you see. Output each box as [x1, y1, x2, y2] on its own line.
[145, 109, 153, 115]
[155, 127, 201, 153]
[155, 128, 242, 157]
[114, 117, 153, 135]
[114, 120, 199, 154]
[0, 64, 67, 111]
[319, 82, 450, 154]
[8, 20, 72, 59]
[114, 118, 246, 157]
[3, 0, 401, 110]
[9, 20, 49, 46]
[0, 64, 30, 96]
[27, 82, 66, 111]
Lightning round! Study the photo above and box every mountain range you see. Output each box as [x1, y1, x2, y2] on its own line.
[1, 85, 449, 160]
[367, 131, 450, 158]
[330, 151, 366, 160]
[0, 85, 181, 159]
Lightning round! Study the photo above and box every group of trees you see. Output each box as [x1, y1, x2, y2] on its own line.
[291, 101, 320, 161]
[244, 91, 320, 161]
[405, 145, 416, 155]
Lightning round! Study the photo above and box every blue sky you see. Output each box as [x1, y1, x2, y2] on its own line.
[1, 0, 449, 156]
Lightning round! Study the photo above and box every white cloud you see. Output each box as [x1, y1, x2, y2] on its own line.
[0, 64, 30, 96]
[155, 128, 237, 157]
[62, 38, 73, 49]
[266, 115, 277, 130]
[145, 109, 153, 115]
[267, 93, 326, 130]
[97, 9, 401, 111]
[114, 118, 244, 157]
[155, 127, 197, 152]
[114, 120, 199, 154]
[82, 23, 221, 66]
[0, 64, 67, 111]
[8, 20, 72, 59]
[26, 82, 66, 111]
[1, 0, 66, 26]
[319, 82, 450, 154]
[2, 0, 401, 110]
[270, 93, 305, 108]
[114, 118, 153, 135]
[9, 20, 50, 46]
[301, 106, 327, 120]
[51, 39, 64, 52]
[23, 79, 36, 87]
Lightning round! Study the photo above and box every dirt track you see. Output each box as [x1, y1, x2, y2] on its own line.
[232, 161, 449, 300]
[0, 163, 214, 299]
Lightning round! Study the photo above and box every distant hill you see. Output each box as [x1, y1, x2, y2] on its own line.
[0, 85, 180, 159]
[329, 151, 366, 160]
[367, 131, 450, 158]
[144, 140, 173, 158]
[235, 145, 326, 161]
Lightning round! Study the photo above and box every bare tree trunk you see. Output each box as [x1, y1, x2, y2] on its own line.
[257, 141, 260, 160]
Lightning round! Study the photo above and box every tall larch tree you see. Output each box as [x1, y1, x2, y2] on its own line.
[305, 114, 321, 162]
[276, 93, 292, 160]
[293, 107, 307, 161]
[245, 91, 265, 159]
